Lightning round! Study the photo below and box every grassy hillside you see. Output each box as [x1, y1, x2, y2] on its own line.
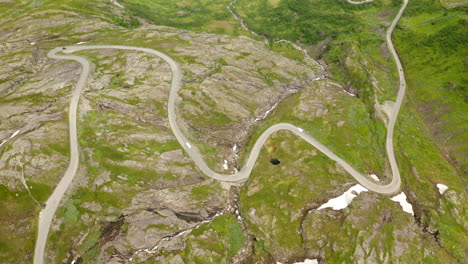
[118, 0, 241, 34]
[393, 0, 468, 173]
[234, 0, 401, 105]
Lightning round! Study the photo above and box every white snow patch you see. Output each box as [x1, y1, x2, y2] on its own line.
[223, 160, 228, 170]
[76, 41, 86, 45]
[369, 173, 379, 182]
[110, 0, 124, 8]
[318, 184, 368, 210]
[297, 260, 318, 264]
[0, 130, 20, 148]
[30, 42, 36, 45]
[255, 102, 279, 122]
[233, 144, 237, 152]
[173, 230, 190, 238]
[436, 184, 448, 195]
[10, 130, 20, 139]
[391, 192, 414, 215]
[277, 259, 318, 264]
[342, 90, 356, 97]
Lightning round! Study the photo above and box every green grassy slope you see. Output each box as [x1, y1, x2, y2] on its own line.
[235, 0, 401, 105]
[118, 0, 241, 34]
[393, 0, 467, 173]
[225, 0, 467, 261]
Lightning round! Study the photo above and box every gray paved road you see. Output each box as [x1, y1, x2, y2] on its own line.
[34, 0, 408, 262]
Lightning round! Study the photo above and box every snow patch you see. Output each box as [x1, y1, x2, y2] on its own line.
[223, 160, 228, 170]
[298, 260, 319, 264]
[110, 0, 124, 8]
[342, 90, 356, 97]
[390, 192, 414, 215]
[0, 130, 20, 148]
[277, 259, 318, 264]
[318, 184, 368, 210]
[255, 101, 279, 122]
[436, 184, 448, 195]
[369, 173, 379, 182]
[10, 130, 20, 139]
[76, 41, 86, 45]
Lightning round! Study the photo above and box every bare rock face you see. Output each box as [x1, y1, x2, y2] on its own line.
[302, 192, 457, 263]
[440, 0, 468, 8]
[442, 190, 467, 230]
[157, 30, 325, 172]
[98, 181, 228, 263]
[1, 1, 325, 263]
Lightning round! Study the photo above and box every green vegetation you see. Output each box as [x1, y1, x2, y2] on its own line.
[110, 13, 141, 28]
[144, 223, 175, 231]
[0, 185, 39, 263]
[394, 107, 467, 260]
[27, 181, 53, 203]
[393, 0, 468, 172]
[238, 0, 360, 43]
[239, 130, 352, 259]
[79, 107, 182, 185]
[119, 0, 241, 34]
[231, 0, 467, 261]
[191, 182, 221, 201]
[235, 0, 400, 105]
[303, 193, 457, 262]
[239, 80, 388, 178]
[0, 0, 142, 29]
[238, 99, 466, 261]
[47, 194, 120, 263]
[176, 215, 245, 263]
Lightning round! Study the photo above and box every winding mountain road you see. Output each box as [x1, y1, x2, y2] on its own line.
[33, 0, 408, 263]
